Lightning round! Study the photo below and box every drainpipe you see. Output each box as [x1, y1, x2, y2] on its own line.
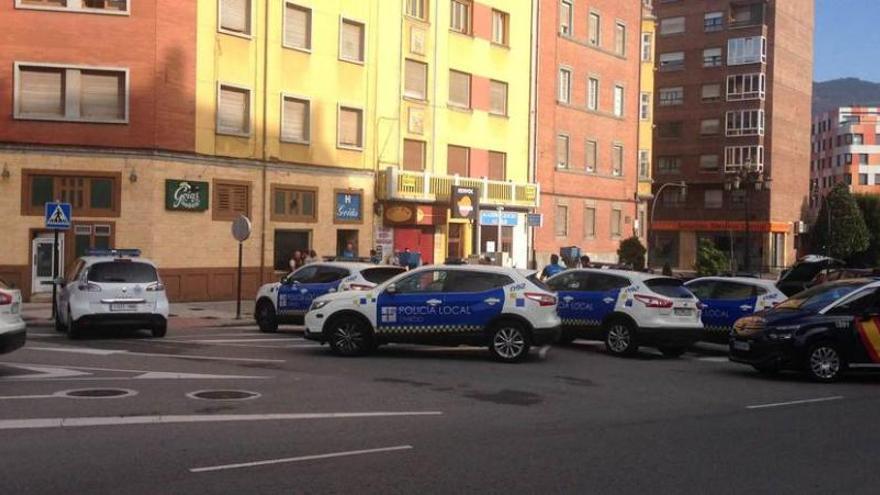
[527, 0, 540, 269]
[259, 0, 270, 284]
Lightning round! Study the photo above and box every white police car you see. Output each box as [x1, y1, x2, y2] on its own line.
[54, 249, 169, 339]
[547, 269, 702, 357]
[254, 262, 406, 332]
[304, 265, 560, 362]
[685, 277, 787, 342]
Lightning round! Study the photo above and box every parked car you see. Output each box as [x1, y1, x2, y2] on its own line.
[0, 279, 26, 354]
[546, 269, 703, 357]
[776, 255, 845, 297]
[685, 277, 787, 342]
[303, 265, 560, 362]
[255, 262, 405, 332]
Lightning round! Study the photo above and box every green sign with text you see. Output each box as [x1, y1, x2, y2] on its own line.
[165, 180, 209, 211]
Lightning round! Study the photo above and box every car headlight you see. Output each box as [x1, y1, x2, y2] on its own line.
[309, 300, 330, 311]
[767, 325, 799, 341]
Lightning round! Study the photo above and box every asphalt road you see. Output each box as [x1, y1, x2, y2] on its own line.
[2, 322, 879, 494]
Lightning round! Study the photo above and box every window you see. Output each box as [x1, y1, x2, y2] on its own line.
[726, 73, 765, 100]
[589, 12, 601, 45]
[726, 110, 764, 136]
[610, 209, 622, 237]
[704, 190, 723, 209]
[489, 80, 508, 116]
[614, 22, 626, 55]
[404, 59, 428, 100]
[447, 145, 470, 176]
[845, 153, 853, 165]
[727, 36, 766, 65]
[213, 180, 251, 220]
[875, 174, 880, 185]
[405, 0, 426, 20]
[586, 139, 597, 172]
[699, 154, 720, 172]
[613, 85, 624, 117]
[217, 84, 251, 136]
[659, 51, 684, 71]
[860, 153, 869, 165]
[555, 205, 568, 236]
[559, 0, 573, 36]
[659, 16, 685, 35]
[659, 86, 684, 106]
[558, 68, 572, 104]
[704, 11, 723, 31]
[15, 64, 127, 123]
[284, 3, 311, 50]
[638, 150, 650, 178]
[488, 151, 506, 180]
[445, 271, 514, 293]
[658, 122, 682, 138]
[588, 78, 599, 110]
[340, 19, 365, 63]
[492, 9, 509, 45]
[449, 70, 471, 108]
[394, 270, 448, 294]
[271, 185, 316, 222]
[450, 0, 472, 34]
[658, 156, 682, 174]
[845, 174, 853, 185]
[701, 83, 722, 102]
[337, 106, 363, 149]
[24, 172, 119, 217]
[403, 139, 426, 171]
[724, 145, 764, 172]
[703, 47, 722, 67]
[220, 0, 251, 36]
[641, 32, 653, 62]
[700, 118, 720, 136]
[18, 0, 128, 14]
[612, 145, 624, 176]
[557, 134, 570, 168]
[639, 92, 651, 120]
[638, 208, 646, 238]
[584, 207, 596, 238]
[730, 2, 764, 27]
[859, 174, 869, 186]
[281, 95, 310, 143]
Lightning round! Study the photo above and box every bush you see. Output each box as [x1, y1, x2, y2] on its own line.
[617, 236, 647, 270]
[695, 238, 727, 276]
[812, 184, 869, 260]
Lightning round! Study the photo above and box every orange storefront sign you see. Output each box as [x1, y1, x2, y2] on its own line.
[652, 220, 791, 233]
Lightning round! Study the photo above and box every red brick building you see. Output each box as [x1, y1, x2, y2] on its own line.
[651, 0, 813, 273]
[534, 0, 643, 265]
[811, 107, 880, 203]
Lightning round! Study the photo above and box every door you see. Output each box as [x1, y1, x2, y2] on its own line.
[393, 227, 434, 265]
[548, 271, 594, 328]
[832, 288, 880, 364]
[703, 281, 758, 331]
[31, 234, 64, 294]
[440, 271, 509, 333]
[581, 273, 629, 325]
[447, 223, 464, 261]
[277, 265, 321, 314]
[376, 269, 449, 335]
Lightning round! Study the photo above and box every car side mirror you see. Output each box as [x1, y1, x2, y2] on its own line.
[385, 283, 397, 295]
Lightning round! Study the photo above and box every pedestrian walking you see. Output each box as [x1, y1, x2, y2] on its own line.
[541, 254, 564, 280]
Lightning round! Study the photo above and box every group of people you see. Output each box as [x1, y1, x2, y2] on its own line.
[540, 254, 593, 280]
[289, 250, 320, 271]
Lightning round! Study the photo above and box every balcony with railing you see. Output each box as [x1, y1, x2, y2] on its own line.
[376, 167, 540, 209]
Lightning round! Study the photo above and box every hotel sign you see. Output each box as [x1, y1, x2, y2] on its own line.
[165, 180, 208, 211]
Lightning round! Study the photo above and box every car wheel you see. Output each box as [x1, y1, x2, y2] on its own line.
[326, 315, 373, 357]
[806, 343, 845, 382]
[658, 346, 686, 358]
[489, 321, 531, 363]
[604, 320, 638, 356]
[152, 322, 167, 338]
[255, 300, 278, 333]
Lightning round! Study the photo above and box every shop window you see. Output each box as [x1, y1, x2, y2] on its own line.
[480, 225, 512, 254]
[213, 180, 251, 221]
[271, 185, 316, 222]
[274, 230, 311, 271]
[23, 171, 119, 217]
[336, 230, 359, 259]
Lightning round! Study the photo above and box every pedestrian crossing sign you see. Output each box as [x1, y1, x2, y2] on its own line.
[44, 202, 72, 230]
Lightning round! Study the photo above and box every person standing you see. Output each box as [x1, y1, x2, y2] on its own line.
[289, 251, 303, 271]
[304, 250, 319, 264]
[579, 255, 592, 269]
[341, 242, 356, 260]
[369, 249, 381, 264]
[541, 254, 564, 280]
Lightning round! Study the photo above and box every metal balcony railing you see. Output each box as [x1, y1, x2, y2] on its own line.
[377, 167, 540, 208]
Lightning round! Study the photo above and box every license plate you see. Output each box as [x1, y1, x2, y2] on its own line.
[110, 303, 138, 312]
[674, 308, 693, 316]
[10, 303, 19, 314]
[733, 340, 750, 352]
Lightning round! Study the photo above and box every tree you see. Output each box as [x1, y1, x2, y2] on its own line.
[812, 184, 870, 260]
[851, 194, 880, 267]
[695, 238, 727, 276]
[617, 236, 647, 270]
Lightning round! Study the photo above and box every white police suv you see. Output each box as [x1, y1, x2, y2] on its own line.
[254, 262, 406, 332]
[685, 277, 787, 342]
[304, 265, 561, 362]
[54, 249, 169, 339]
[547, 269, 703, 357]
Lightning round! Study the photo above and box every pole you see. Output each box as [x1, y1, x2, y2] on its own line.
[236, 242, 243, 320]
[496, 207, 502, 256]
[826, 197, 832, 259]
[744, 188, 751, 273]
[51, 229, 59, 320]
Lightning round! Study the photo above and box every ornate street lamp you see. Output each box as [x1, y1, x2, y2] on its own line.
[724, 159, 771, 273]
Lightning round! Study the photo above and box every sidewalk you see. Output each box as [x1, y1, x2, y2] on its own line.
[22, 300, 256, 330]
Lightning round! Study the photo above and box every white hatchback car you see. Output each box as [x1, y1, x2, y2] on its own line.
[304, 265, 561, 362]
[546, 269, 703, 357]
[54, 250, 169, 339]
[0, 279, 26, 354]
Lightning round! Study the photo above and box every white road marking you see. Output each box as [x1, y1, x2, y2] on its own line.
[0, 411, 443, 431]
[186, 338, 306, 343]
[0, 364, 91, 380]
[190, 445, 413, 473]
[695, 356, 729, 363]
[23, 346, 284, 363]
[0, 388, 137, 401]
[27, 346, 121, 356]
[747, 396, 844, 410]
[0, 363, 269, 381]
[0, 393, 59, 400]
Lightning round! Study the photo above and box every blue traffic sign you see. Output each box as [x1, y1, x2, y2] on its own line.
[45, 202, 72, 230]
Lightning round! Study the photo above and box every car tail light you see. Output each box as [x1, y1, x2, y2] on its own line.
[347, 283, 373, 291]
[146, 282, 165, 292]
[77, 282, 102, 292]
[525, 292, 557, 307]
[0, 292, 11, 305]
[634, 294, 673, 308]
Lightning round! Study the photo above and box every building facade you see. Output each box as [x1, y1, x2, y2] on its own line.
[637, 0, 657, 249]
[534, 0, 644, 265]
[650, 0, 813, 273]
[811, 107, 880, 203]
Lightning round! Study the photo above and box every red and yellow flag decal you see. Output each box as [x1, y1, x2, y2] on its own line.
[856, 318, 880, 363]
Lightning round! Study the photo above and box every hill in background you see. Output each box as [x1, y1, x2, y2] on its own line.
[813, 78, 880, 114]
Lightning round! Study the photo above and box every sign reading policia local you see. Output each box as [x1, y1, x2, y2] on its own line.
[451, 185, 479, 221]
[165, 180, 209, 211]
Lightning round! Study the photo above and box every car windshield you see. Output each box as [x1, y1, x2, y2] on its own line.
[528, 274, 551, 292]
[775, 281, 865, 312]
[87, 261, 159, 284]
[645, 278, 694, 299]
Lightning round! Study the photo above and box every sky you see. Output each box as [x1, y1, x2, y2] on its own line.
[814, 0, 880, 82]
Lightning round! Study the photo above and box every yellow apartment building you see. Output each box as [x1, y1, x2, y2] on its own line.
[637, 1, 656, 250]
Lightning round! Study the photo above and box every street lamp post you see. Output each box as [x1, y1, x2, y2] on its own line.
[649, 181, 687, 268]
[724, 159, 770, 274]
[810, 183, 832, 259]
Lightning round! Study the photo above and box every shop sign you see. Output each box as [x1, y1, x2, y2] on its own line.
[335, 191, 363, 223]
[451, 186, 479, 221]
[383, 203, 443, 226]
[526, 213, 543, 227]
[479, 210, 518, 227]
[165, 180, 208, 211]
